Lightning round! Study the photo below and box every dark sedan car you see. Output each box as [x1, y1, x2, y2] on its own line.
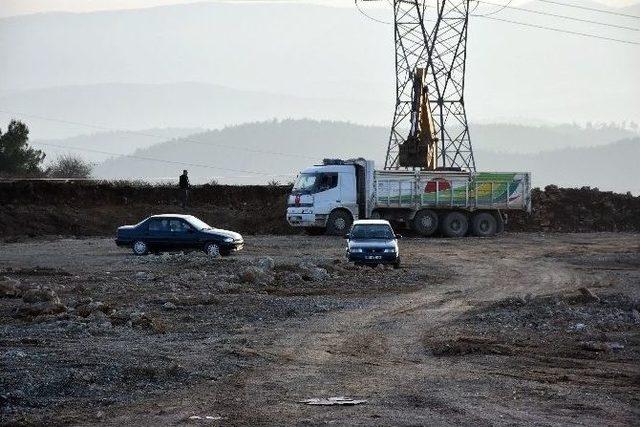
[115, 214, 244, 257]
[345, 219, 401, 268]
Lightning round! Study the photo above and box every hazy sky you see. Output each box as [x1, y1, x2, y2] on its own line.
[0, 0, 637, 17]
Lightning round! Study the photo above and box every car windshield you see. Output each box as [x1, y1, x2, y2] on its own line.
[350, 224, 395, 240]
[185, 216, 213, 230]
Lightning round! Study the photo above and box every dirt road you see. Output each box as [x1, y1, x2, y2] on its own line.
[1, 233, 639, 425]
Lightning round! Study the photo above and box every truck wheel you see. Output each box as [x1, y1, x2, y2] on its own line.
[411, 209, 438, 236]
[326, 210, 353, 236]
[472, 212, 497, 237]
[441, 211, 469, 238]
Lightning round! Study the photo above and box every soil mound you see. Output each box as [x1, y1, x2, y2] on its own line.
[0, 181, 638, 238]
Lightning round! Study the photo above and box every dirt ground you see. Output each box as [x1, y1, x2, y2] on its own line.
[1, 233, 639, 426]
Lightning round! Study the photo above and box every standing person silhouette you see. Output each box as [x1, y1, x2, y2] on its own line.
[179, 170, 190, 209]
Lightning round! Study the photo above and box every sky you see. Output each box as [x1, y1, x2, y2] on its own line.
[0, 0, 637, 17]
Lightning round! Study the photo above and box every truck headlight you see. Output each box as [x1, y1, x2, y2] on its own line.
[350, 248, 363, 253]
[223, 237, 234, 243]
[384, 248, 396, 253]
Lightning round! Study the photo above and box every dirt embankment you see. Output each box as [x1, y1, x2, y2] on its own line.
[0, 181, 293, 238]
[509, 185, 640, 232]
[0, 181, 638, 238]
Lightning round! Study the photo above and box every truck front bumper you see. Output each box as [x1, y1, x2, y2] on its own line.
[286, 209, 327, 228]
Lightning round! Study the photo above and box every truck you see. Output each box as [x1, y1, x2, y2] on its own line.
[286, 158, 531, 237]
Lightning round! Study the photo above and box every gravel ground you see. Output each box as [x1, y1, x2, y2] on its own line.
[0, 233, 639, 425]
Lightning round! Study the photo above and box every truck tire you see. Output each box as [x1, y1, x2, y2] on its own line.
[441, 211, 469, 238]
[411, 209, 438, 236]
[471, 212, 498, 237]
[326, 210, 353, 236]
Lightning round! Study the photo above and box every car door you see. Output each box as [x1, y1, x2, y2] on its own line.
[146, 218, 171, 248]
[167, 218, 196, 250]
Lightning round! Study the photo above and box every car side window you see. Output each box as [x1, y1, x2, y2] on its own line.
[169, 219, 192, 233]
[148, 219, 168, 232]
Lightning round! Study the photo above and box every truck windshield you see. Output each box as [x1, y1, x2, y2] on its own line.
[350, 224, 395, 240]
[292, 172, 338, 195]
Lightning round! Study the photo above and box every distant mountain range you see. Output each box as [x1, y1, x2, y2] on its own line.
[89, 119, 640, 194]
[1, 0, 638, 138]
[1, 83, 390, 140]
[32, 127, 203, 163]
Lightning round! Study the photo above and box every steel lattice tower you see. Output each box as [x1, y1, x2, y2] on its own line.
[385, 0, 476, 171]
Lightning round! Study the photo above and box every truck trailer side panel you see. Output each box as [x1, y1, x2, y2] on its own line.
[374, 171, 531, 212]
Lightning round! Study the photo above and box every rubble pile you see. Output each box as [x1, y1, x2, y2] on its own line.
[509, 185, 640, 232]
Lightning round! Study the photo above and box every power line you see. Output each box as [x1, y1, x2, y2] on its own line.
[474, 14, 640, 46]
[354, 0, 391, 25]
[32, 141, 295, 177]
[474, 0, 640, 32]
[0, 110, 317, 161]
[532, 0, 640, 19]
[472, 0, 513, 18]
[418, 2, 640, 46]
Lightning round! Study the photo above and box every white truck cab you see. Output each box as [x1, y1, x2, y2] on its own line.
[286, 159, 373, 235]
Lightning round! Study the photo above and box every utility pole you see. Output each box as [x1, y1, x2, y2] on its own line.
[385, 0, 476, 172]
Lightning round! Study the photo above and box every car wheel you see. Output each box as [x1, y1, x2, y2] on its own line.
[472, 212, 498, 237]
[412, 209, 438, 236]
[326, 210, 352, 236]
[132, 240, 148, 256]
[204, 242, 221, 258]
[441, 211, 469, 238]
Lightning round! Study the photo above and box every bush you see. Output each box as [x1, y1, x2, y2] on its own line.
[47, 154, 93, 178]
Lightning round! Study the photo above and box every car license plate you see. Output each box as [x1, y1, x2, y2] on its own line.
[365, 255, 382, 260]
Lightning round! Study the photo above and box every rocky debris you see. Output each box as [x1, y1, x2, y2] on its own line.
[257, 257, 275, 271]
[134, 271, 154, 281]
[508, 185, 640, 232]
[281, 272, 303, 285]
[0, 276, 21, 297]
[581, 341, 625, 353]
[578, 287, 600, 303]
[129, 251, 216, 267]
[568, 323, 587, 332]
[163, 302, 177, 310]
[75, 300, 113, 318]
[239, 266, 274, 285]
[213, 281, 243, 293]
[297, 262, 331, 282]
[14, 287, 67, 318]
[428, 336, 513, 357]
[307, 267, 330, 282]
